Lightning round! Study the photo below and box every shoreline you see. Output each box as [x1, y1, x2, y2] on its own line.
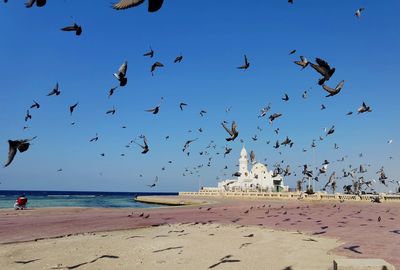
[1, 196, 399, 268]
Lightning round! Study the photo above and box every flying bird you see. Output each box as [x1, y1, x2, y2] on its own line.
[326, 125, 335, 136]
[183, 138, 198, 152]
[357, 102, 372, 114]
[25, 0, 46, 8]
[355, 8, 365, 18]
[114, 61, 128, 86]
[4, 137, 37, 167]
[69, 102, 78, 115]
[47, 82, 60, 96]
[269, 113, 282, 124]
[221, 121, 239, 141]
[310, 58, 335, 85]
[179, 102, 187, 111]
[289, 49, 296, 55]
[113, 0, 164, 12]
[145, 98, 163, 114]
[134, 135, 149, 154]
[147, 176, 158, 188]
[322, 80, 344, 97]
[151, 61, 164, 75]
[200, 110, 207, 117]
[61, 23, 82, 36]
[294, 56, 309, 69]
[24, 110, 32, 122]
[237, 54, 250, 70]
[30, 100, 40, 109]
[282, 93, 289, 101]
[108, 86, 118, 98]
[90, 133, 99, 142]
[106, 106, 116, 115]
[143, 47, 154, 58]
[174, 54, 183, 63]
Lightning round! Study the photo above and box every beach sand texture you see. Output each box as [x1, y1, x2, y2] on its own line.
[0, 223, 345, 270]
[1, 197, 399, 269]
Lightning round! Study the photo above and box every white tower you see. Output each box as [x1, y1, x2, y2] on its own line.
[239, 146, 249, 178]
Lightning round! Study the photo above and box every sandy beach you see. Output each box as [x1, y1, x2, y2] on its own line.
[1, 197, 399, 269]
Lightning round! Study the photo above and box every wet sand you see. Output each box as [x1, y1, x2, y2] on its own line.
[0, 197, 399, 268]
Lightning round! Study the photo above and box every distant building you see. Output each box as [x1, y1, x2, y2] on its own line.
[214, 146, 289, 192]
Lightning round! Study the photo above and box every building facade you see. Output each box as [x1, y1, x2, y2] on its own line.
[216, 146, 288, 192]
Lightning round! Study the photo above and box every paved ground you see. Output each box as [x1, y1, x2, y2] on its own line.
[0, 197, 399, 268]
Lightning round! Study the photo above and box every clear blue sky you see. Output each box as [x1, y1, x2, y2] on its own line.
[0, 1, 399, 192]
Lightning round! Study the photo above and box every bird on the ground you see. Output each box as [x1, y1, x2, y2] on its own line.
[61, 23, 82, 36]
[179, 102, 187, 111]
[237, 54, 250, 70]
[114, 61, 128, 86]
[89, 133, 99, 142]
[174, 54, 183, 63]
[357, 102, 372, 114]
[69, 103, 78, 115]
[25, 0, 46, 8]
[106, 106, 116, 115]
[134, 135, 149, 154]
[294, 56, 309, 69]
[269, 113, 282, 124]
[24, 110, 32, 122]
[4, 137, 37, 167]
[310, 58, 335, 85]
[113, 0, 164, 12]
[355, 8, 365, 18]
[322, 80, 344, 97]
[30, 100, 40, 109]
[151, 61, 164, 75]
[221, 121, 239, 141]
[47, 82, 60, 96]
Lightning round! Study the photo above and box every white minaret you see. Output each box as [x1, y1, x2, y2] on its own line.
[239, 145, 249, 178]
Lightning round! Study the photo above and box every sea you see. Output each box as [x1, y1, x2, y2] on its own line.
[0, 190, 178, 209]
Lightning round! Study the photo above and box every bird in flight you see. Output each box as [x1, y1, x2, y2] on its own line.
[310, 58, 335, 85]
[134, 135, 149, 154]
[106, 106, 116, 115]
[30, 100, 40, 109]
[114, 61, 128, 86]
[113, 0, 164, 12]
[145, 98, 163, 114]
[151, 61, 164, 75]
[355, 8, 365, 18]
[143, 47, 154, 58]
[147, 176, 159, 188]
[322, 80, 344, 97]
[24, 110, 32, 122]
[89, 133, 99, 142]
[237, 54, 250, 70]
[179, 102, 187, 111]
[183, 138, 198, 152]
[357, 102, 372, 114]
[108, 86, 118, 98]
[294, 56, 309, 69]
[282, 93, 289, 102]
[25, 0, 46, 8]
[269, 113, 282, 124]
[69, 102, 78, 115]
[4, 137, 37, 167]
[221, 121, 239, 141]
[174, 54, 183, 63]
[47, 82, 60, 96]
[61, 23, 82, 36]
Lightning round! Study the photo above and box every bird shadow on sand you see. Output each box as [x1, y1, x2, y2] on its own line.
[51, 255, 119, 269]
[208, 255, 240, 269]
[14, 259, 40, 264]
[153, 246, 183, 253]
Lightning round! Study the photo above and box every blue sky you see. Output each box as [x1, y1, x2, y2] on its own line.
[0, 0, 399, 192]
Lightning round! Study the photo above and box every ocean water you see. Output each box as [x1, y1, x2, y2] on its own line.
[0, 190, 178, 209]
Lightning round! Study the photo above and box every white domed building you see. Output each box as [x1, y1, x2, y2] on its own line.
[217, 146, 288, 192]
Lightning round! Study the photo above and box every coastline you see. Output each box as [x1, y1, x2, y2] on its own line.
[1, 196, 399, 268]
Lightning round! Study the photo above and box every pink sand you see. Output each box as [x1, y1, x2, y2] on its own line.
[0, 197, 399, 268]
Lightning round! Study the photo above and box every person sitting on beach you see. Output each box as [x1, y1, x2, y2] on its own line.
[14, 194, 28, 210]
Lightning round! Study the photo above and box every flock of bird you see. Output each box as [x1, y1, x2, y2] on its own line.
[2, 1, 398, 195]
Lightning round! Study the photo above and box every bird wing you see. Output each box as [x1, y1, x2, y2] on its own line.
[221, 122, 233, 136]
[5, 140, 19, 167]
[61, 25, 77, 31]
[315, 58, 331, 70]
[335, 80, 344, 91]
[244, 55, 248, 65]
[118, 61, 127, 76]
[112, 0, 145, 10]
[25, 0, 35, 8]
[322, 84, 336, 94]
